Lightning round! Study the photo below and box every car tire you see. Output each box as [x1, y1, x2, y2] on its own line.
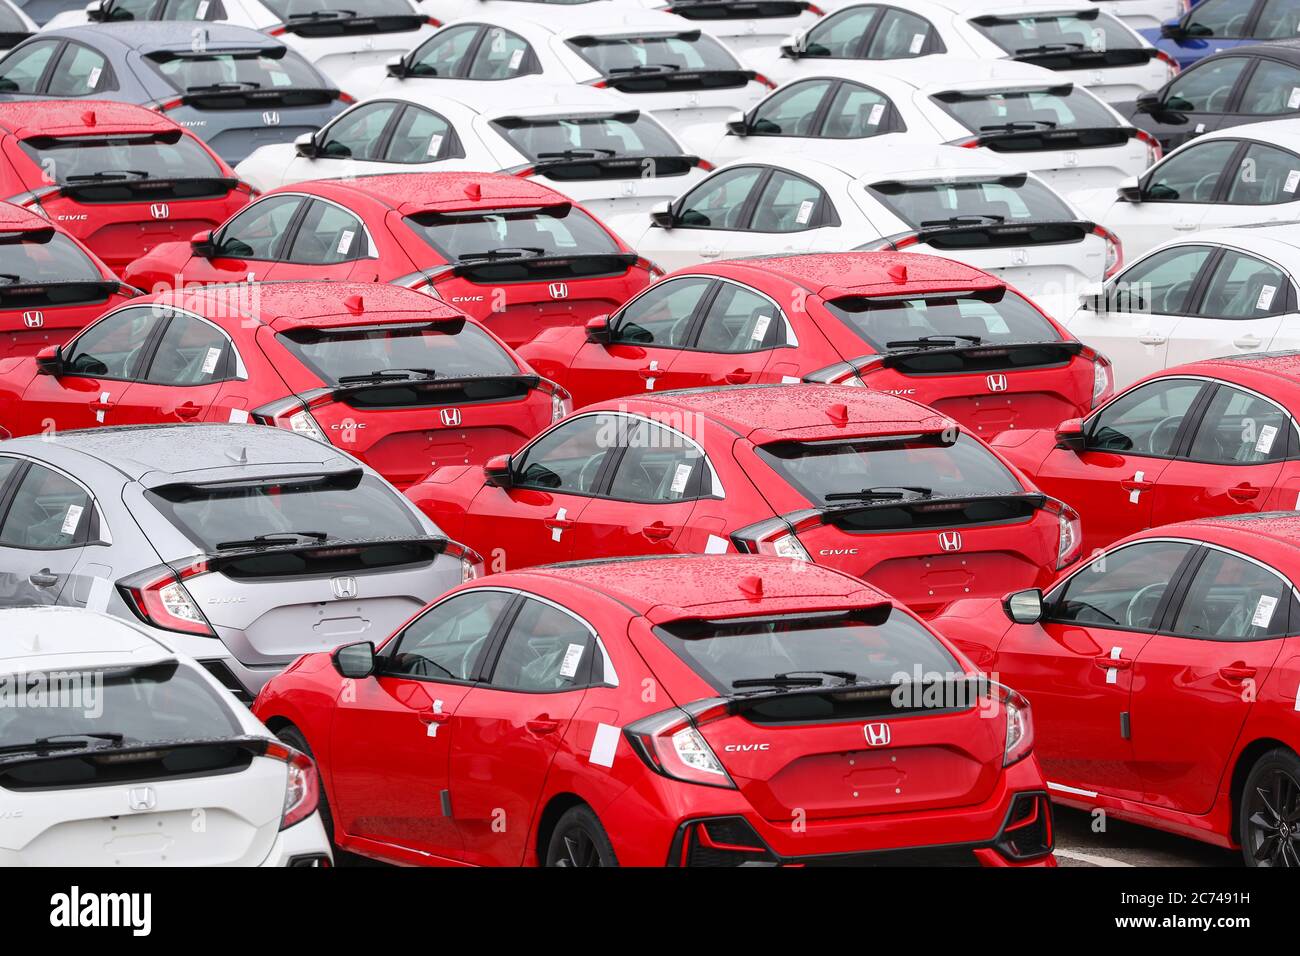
[545, 805, 619, 867]
[275, 724, 343, 863]
[1239, 747, 1300, 867]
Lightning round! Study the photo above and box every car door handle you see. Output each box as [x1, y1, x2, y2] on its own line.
[28, 570, 58, 588]
[637, 367, 659, 380]
[542, 517, 573, 530]
[1119, 478, 1154, 492]
[1094, 655, 1133, 670]
[526, 716, 561, 736]
[1137, 334, 1167, 346]
[700, 247, 722, 258]
[418, 711, 451, 725]
[1228, 483, 1260, 503]
[1172, 222, 1197, 230]
[724, 369, 751, 384]
[1233, 334, 1263, 349]
[642, 522, 673, 540]
[1219, 664, 1257, 682]
[173, 402, 202, 420]
[88, 399, 113, 411]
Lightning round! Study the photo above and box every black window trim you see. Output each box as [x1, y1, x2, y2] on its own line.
[1080, 374, 1214, 462]
[137, 305, 249, 386]
[477, 590, 616, 693]
[803, 3, 943, 60]
[48, 38, 118, 96]
[0, 36, 65, 95]
[1159, 53, 1253, 116]
[282, 196, 375, 265]
[673, 163, 839, 233]
[1187, 244, 1297, 318]
[214, 193, 309, 263]
[1106, 243, 1221, 319]
[60, 303, 171, 385]
[315, 98, 406, 161]
[747, 75, 904, 140]
[381, 103, 465, 164]
[378, 585, 521, 684]
[1158, 542, 1300, 642]
[608, 273, 718, 348]
[1179, 380, 1300, 464]
[684, 274, 798, 354]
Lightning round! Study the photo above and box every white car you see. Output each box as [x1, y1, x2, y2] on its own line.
[0, 607, 332, 867]
[625, 144, 1118, 304]
[761, 0, 1177, 103]
[1066, 223, 1300, 389]
[0, 0, 35, 50]
[235, 84, 710, 238]
[1078, 119, 1300, 263]
[45, 0, 439, 85]
[349, 10, 774, 139]
[1091, 0, 1187, 32]
[688, 56, 1157, 193]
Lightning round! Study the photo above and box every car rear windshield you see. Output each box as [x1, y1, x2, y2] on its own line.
[0, 662, 240, 752]
[933, 86, 1119, 135]
[971, 12, 1140, 55]
[19, 133, 222, 184]
[260, 0, 413, 17]
[868, 176, 1075, 229]
[405, 205, 621, 262]
[825, 291, 1061, 351]
[566, 31, 741, 76]
[146, 471, 424, 552]
[2, 233, 103, 282]
[491, 112, 680, 163]
[756, 433, 1023, 506]
[278, 321, 519, 385]
[147, 48, 325, 94]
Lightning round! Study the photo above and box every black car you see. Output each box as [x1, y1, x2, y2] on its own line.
[1121, 38, 1300, 152]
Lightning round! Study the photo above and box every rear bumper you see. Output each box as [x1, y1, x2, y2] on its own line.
[257, 812, 333, 867]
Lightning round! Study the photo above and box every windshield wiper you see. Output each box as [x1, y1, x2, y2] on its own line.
[824, 486, 932, 502]
[336, 367, 438, 384]
[215, 531, 329, 550]
[607, 64, 681, 75]
[535, 147, 618, 160]
[1014, 42, 1086, 55]
[0, 273, 19, 285]
[456, 247, 546, 262]
[919, 214, 1005, 228]
[0, 732, 125, 756]
[885, 333, 983, 349]
[732, 670, 858, 689]
[64, 170, 151, 183]
[185, 81, 261, 92]
[287, 8, 356, 18]
[978, 120, 1057, 132]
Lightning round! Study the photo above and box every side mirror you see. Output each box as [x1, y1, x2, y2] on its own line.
[1117, 175, 1142, 203]
[293, 131, 319, 158]
[779, 34, 801, 58]
[85, 0, 108, 21]
[650, 200, 675, 229]
[725, 109, 749, 136]
[1159, 20, 1186, 41]
[332, 640, 376, 679]
[585, 314, 611, 344]
[484, 454, 514, 488]
[1134, 91, 1161, 115]
[35, 344, 64, 377]
[386, 55, 408, 78]
[1078, 280, 1106, 311]
[190, 229, 216, 257]
[1003, 589, 1044, 625]
[1055, 417, 1088, 452]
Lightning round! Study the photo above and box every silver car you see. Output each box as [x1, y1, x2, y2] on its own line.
[0, 423, 481, 699]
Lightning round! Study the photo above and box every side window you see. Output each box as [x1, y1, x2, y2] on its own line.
[1088, 378, 1205, 456]
[0, 40, 60, 94]
[1163, 57, 1249, 112]
[1170, 550, 1291, 640]
[1197, 250, 1290, 318]
[387, 590, 513, 680]
[218, 195, 303, 260]
[612, 277, 712, 347]
[801, 5, 878, 57]
[407, 24, 479, 77]
[515, 414, 619, 494]
[1224, 143, 1300, 204]
[676, 165, 764, 229]
[284, 200, 368, 265]
[64, 307, 165, 379]
[142, 315, 232, 386]
[865, 9, 939, 58]
[1051, 541, 1194, 629]
[0, 465, 93, 550]
[165, 0, 226, 18]
[1184, 0, 1252, 38]
[750, 79, 833, 136]
[750, 170, 833, 231]
[694, 282, 785, 352]
[318, 102, 400, 160]
[1256, 0, 1300, 38]
[821, 81, 897, 138]
[385, 106, 461, 164]
[606, 420, 708, 503]
[1144, 140, 1240, 202]
[0, 459, 20, 495]
[467, 27, 535, 80]
[488, 598, 596, 692]
[1186, 386, 1293, 464]
[1236, 60, 1300, 115]
[1110, 245, 1214, 314]
[47, 42, 112, 96]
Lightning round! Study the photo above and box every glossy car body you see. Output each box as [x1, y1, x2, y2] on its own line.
[992, 354, 1300, 554]
[122, 171, 657, 349]
[518, 251, 1113, 436]
[408, 383, 1084, 616]
[0, 200, 136, 360]
[1142, 0, 1287, 70]
[254, 553, 1056, 866]
[0, 23, 350, 164]
[0, 281, 569, 488]
[0, 100, 252, 274]
[1103, 0, 1194, 32]
[932, 512, 1300, 863]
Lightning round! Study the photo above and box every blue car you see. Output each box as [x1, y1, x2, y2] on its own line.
[0, 23, 350, 163]
[1143, 0, 1296, 69]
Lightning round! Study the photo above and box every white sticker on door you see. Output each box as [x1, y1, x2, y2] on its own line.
[705, 533, 729, 554]
[1129, 470, 1144, 504]
[1257, 285, 1277, 310]
[201, 347, 222, 375]
[1257, 424, 1279, 453]
[559, 642, 585, 679]
[1253, 594, 1278, 628]
[868, 103, 885, 125]
[670, 462, 693, 496]
[909, 32, 925, 53]
[336, 230, 355, 256]
[61, 504, 83, 536]
[228, 407, 250, 423]
[795, 200, 815, 224]
[590, 722, 620, 768]
[551, 507, 566, 542]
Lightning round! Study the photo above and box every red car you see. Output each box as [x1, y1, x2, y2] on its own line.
[123, 172, 659, 349]
[0, 99, 252, 276]
[991, 353, 1300, 557]
[519, 252, 1114, 438]
[0, 200, 136, 360]
[253, 554, 1055, 867]
[933, 513, 1300, 867]
[407, 384, 1082, 616]
[0, 281, 569, 490]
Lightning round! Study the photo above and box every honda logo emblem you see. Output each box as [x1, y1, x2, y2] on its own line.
[21, 310, 43, 328]
[864, 723, 891, 747]
[938, 531, 963, 552]
[127, 786, 156, 811]
[439, 407, 462, 427]
[987, 374, 1008, 392]
[547, 282, 568, 300]
[330, 576, 358, 600]
[149, 203, 169, 220]
[262, 110, 280, 126]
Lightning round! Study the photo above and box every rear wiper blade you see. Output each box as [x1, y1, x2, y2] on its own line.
[824, 486, 932, 502]
[185, 81, 261, 92]
[919, 214, 1004, 228]
[336, 367, 437, 384]
[885, 334, 983, 348]
[732, 670, 857, 689]
[0, 732, 126, 756]
[535, 147, 618, 160]
[215, 531, 329, 550]
[64, 169, 151, 182]
[607, 63, 681, 75]
[287, 8, 356, 18]
[0, 273, 19, 284]
[1014, 42, 1086, 54]
[456, 247, 546, 262]
[977, 120, 1056, 132]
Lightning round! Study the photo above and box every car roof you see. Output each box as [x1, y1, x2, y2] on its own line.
[0, 607, 173, 673]
[1173, 351, 1300, 394]
[1154, 512, 1300, 581]
[302, 171, 569, 214]
[720, 143, 1013, 185]
[0, 100, 181, 138]
[456, 8, 696, 39]
[0, 199, 55, 232]
[1222, 38, 1300, 63]
[46, 21, 284, 51]
[716, 251, 1003, 299]
[1194, 118, 1300, 151]
[1151, 225, 1300, 269]
[369, 84, 616, 121]
[806, 56, 1061, 95]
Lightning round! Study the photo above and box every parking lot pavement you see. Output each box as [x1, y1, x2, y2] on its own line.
[1052, 807, 1241, 868]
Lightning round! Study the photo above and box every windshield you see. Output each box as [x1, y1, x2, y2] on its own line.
[567, 32, 741, 75]
[19, 133, 222, 183]
[825, 292, 1060, 351]
[971, 12, 1140, 54]
[491, 113, 680, 162]
[934, 86, 1119, 134]
[278, 322, 519, 384]
[756, 433, 1023, 506]
[261, 0, 413, 15]
[147, 49, 325, 94]
[146, 472, 423, 551]
[869, 176, 1075, 229]
[1, 233, 102, 282]
[405, 206, 621, 261]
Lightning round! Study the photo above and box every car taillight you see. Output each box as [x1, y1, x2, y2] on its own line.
[946, 135, 981, 149]
[393, 269, 450, 298]
[443, 540, 485, 582]
[251, 395, 330, 444]
[539, 379, 572, 422]
[634, 256, 665, 280]
[336, 90, 356, 104]
[990, 683, 1034, 767]
[729, 516, 813, 561]
[625, 699, 736, 789]
[153, 96, 184, 112]
[1154, 48, 1179, 80]
[1134, 128, 1162, 167]
[803, 356, 881, 387]
[752, 72, 777, 89]
[856, 231, 921, 252]
[263, 741, 320, 830]
[424, 15, 441, 25]
[1084, 347, 1113, 407]
[806, 2, 825, 13]
[1043, 497, 1082, 569]
[6, 186, 58, 216]
[117, 563, 216, 637]
[695, 158, 715, 171]
[1091, 224, 1123, 279]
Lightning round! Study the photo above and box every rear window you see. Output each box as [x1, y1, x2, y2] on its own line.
[491, 112, 680, 163]
[1, 232, 102, 282]
[825, 291, 1060, 351]
[146, 48, 325, 94]
[756, 433, 1023, 506]
[933, 86, 1120, 135]
[19, 133, 222, 184]
[405, 205, 621, 261]
[869, 176, 1075, 229]
[145, 471, 423, 552]
[566, 31, 741, 75]
[971, 12, 1140, 55]
[278, 321, 519, 385]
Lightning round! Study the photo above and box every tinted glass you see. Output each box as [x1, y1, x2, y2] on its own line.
[20, 134, 221, 184]
[1237, 59, 1300, 114]
[694, 282, 784, 351]
[1164, 57, 1248, 112]
[865, 9, 935, 57]
[749, 170, 825, 231]
[677, 165, 763, 228]
[750, 79, 832, 135]
[1186, 386, 1291, 464]
[218, 195, 302, 260]
[1052, 541, 1193, 628]
[606, 419, 706, 502]
[1109, 245, 1213, 314]
[612, 276, 711, 346]
[821, 81, 894, 138]
[1088, 378, 1203, 455]
[385, 106, 456, 163]
[515, 414, 618, 494]
[148, 48, 324, 94]
[1224, 143, 1300, 204]
[64, 307, 164, 379]
[1197, 250, 1289, 317]
[801, 6, 877, 57]
[490, 598, 594, 691]
[3, 233, 102, 282]
[870, 176, 1073, 228]
[568, 32, 740, 75]
[318, 102, 399, 160]
[285, 200, 368, 264]
[826, 291, 1059, 350]
[936, 87, 1119, 134]
[973, 12, 1139, 53]
[143, 315, 231, 386]
[47, 43, 109, 96]
[1171, 549, 1291, 639]
[280, 321, 518, 384]
[467, 26, 534, 80]
[406, 206, 619, 260]
[0, 465, 91, 549]
[388, 590, 512, 679]
[0, 40, 59, 94]
[493, 112, 679, 160]
[406, 24, 477, 76]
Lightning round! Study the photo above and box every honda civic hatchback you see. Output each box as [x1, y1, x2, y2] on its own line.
[253, 553, 1056, 866]
[0, 201, 136, 359]
[990, 353, 1300, 554]
[518, 251, 1113, 436]
[122, 172, 658, 349]
[407, 384, 1083, 616]
[0, 100, 252, 275]
[0, 423, 482, 699]
[932, 512, 1300, 866]
[0, 281, 570, 489]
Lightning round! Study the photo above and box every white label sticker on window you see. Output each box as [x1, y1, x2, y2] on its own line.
[670, 462, 693, 496]
[795, 199, 815, 224]
[87, 67, 101, 89]
[751, 312, 772, 341]
[61, 504, 83, 536]
[908, 32, 925, 53]
[201, 347, 222, 375]
[589, 722, 619, 767]
[1257, 285, 1278, 310]
[867, 103, 885, 126]
[228, 407, 250, 423]
[426, 133, 444, 156]
[1253, 594, 1278, 628]
[705, 533, 729, 554]
[336, 230, 355, 256]
[559, 642, 585, 679]
[196, 0, 209, 15]
[509, 47, 524, 70]
[1289, 87, 1300, 109]
[1286, 170, 1300, 193]
[1257, 424, 1279, 453]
